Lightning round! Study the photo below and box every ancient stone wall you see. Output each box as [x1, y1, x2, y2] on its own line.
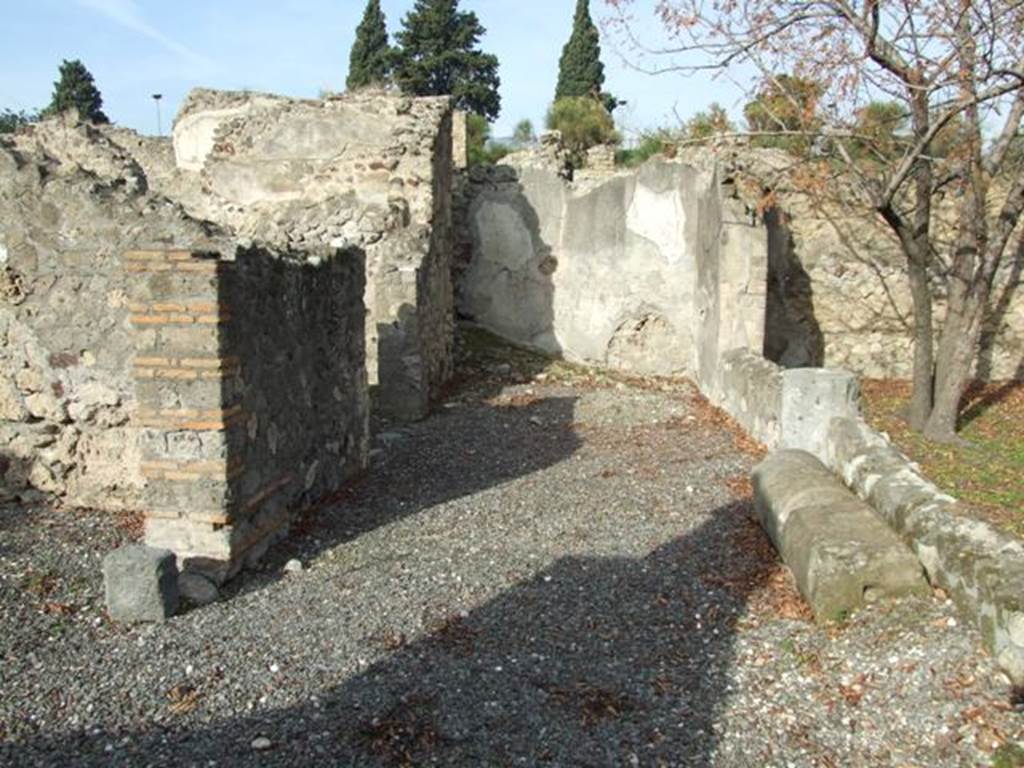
[764, 202, 1023, 381]
[712, 350, 784, 446]
[690, 146, 1024, 382]
[371, 112, 456, 419]
[693, 170, 770, 392]
[127, 247, 367, 582]
[166, 89, 455, 419]
[0, 122, 222, 509]
[451, 110, 468, 171]
[99, 126, 178, 189]
[1, 114, 370, 580]
[455, 154, 767, 379]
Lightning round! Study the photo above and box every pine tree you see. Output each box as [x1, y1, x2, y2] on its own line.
[555, 0, 609, 105]
[346, 0, 392, 89]
[42, 59, 108, 123]
[393, 0, 501, 121]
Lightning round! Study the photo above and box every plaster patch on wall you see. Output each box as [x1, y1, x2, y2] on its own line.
[625, 184, 686, 265]
[472, 201, 536, 270]
[174, 106, 250, 171]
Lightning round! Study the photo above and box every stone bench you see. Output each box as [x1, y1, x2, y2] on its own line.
[753, 449, 928, 621]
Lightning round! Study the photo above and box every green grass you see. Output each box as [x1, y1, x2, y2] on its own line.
[861, 380, 1024, 539]
[993, 742, 1024, 768]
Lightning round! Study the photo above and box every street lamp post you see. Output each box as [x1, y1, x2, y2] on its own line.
[152, 93, 163, 136]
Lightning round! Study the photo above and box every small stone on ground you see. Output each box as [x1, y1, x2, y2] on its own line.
[102, 544, 179, 623]
[178, 572, 219, 606]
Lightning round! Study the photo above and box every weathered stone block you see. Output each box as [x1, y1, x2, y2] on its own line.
[0, 376, 27, 421]
[145, 517, 233, 562]
[779, 368, 860, 460]
[753, 449, 928, 621]
[713, 349, 783, 447]
[23, 391, 67, 423]
[103, 545, 179, 623]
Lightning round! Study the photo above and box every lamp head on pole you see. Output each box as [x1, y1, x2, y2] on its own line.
[151, 94, 164, 136]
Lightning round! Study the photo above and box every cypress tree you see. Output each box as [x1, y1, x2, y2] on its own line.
[346, 0, 392, 89]
[555, 0, 607, 104]
[393, 0, 501, 121]
[42, 59, 108, 123]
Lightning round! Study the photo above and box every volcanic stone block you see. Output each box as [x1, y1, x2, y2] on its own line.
[753, 450, 928, 621]
[103, 545, 180, 623]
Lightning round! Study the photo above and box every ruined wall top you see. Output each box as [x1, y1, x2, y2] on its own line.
[6, 90, 456, 256]
[1, 116, 227, 254]
[166, 87, 452, 250]
[173, 87, 450, 171]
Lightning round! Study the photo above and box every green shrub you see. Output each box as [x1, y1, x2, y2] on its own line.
[41, 59, 108, 123]
[466, 112, 511, 166]
[743, 74, 822, 153]
[685, 103, 735, 141]
[512, 119, 535, 145]
[615, 134, 667, 168]
[993, 742, 1024, 768]
[546, 96, 618, 167]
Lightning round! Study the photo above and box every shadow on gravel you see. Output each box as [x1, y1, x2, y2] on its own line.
[6, 499, 773, 767]
[224, 390, 588, 602]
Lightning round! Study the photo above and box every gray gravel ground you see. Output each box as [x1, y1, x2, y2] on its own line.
[1, 332, 1021, 767]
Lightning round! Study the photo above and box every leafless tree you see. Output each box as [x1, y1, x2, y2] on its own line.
[607, 0, 1024, 440]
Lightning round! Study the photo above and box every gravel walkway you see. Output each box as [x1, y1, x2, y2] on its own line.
[1, 334, 1021, 767]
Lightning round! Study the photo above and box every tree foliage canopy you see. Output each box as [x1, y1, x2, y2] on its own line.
[556, 0, 604, 100]
[347, 0, 392, 89]
[42, 59, 108, 123]
[513, 119, 536, 145]
[850, 101, 908, 161]
[556, 0, 620, 112]
[393, 0, 501, 121]
[685, 103, 736, 141]
[743, 74, 823, 152]
[466, 113, 510, 166]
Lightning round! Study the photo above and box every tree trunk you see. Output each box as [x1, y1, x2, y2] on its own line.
[905, 87, 937, 431]
[924, 294, 983, 441]
[924, 12, 987, 443]
[905, 253, 935, 430]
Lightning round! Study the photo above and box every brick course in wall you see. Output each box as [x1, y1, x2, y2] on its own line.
[125, 249, 237, 573]
[124, 247, 369, 581]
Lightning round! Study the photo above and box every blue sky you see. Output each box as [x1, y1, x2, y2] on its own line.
[0, 1, 745, 141]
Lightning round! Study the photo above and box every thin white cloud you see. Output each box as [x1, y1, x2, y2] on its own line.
[76, 0, 212, 70]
